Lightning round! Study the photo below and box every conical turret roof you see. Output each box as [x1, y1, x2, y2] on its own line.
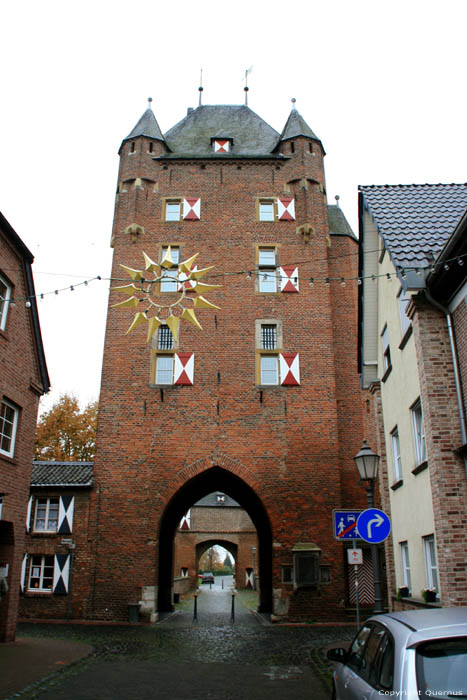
[120, 105, 167, 151]
[276, 108, 324, 152]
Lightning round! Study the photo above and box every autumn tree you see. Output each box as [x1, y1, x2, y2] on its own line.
[35, 394, 98, 461]
[199, 547, 222, 571]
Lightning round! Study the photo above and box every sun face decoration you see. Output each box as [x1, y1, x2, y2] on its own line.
[111, 248, 221, 343]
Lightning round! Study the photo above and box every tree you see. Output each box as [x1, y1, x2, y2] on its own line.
[223, 553, 233, 570]
[199, 547, 222, 571]
[35, 394, 98, 461]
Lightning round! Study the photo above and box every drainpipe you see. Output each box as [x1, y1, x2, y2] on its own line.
[424, 288, 467, 476]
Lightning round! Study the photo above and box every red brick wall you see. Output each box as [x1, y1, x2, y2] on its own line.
[411, 296, 467, 605]
[453, 297, 467, 420]
[86, 127, 366, 622]
[0, 227, 44, 641]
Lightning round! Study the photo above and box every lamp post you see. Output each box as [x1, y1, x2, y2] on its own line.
[353, 441, 384, 614]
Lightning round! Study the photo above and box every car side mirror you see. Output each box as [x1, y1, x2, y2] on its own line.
[327, 647, 347, 662]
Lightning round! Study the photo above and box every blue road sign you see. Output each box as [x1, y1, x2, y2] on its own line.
[357, 508, 391, 544]
[333, 510, 363, 540]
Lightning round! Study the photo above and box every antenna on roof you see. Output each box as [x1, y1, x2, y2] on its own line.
[244, 66, 253, 105]
[148, 97, 153, 110]
[291, 98, 296, 111]
[199, 68, 204, 106]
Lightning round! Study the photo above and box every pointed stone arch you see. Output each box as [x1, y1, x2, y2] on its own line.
[157, 464, 272, 614]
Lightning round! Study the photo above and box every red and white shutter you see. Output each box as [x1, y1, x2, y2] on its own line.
[280, 266, 299, 293]
[182, 198, 201, 220]
[280, 353, 300, 385]
[180, 509, 191, 530]
[178, 266, 198, 291]
[174, 353, 194, 385]
[277, 197, 295, 220]
[214, 139, 230, 153]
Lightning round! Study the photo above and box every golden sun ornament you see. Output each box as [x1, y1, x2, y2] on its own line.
[111, 248, 221, 343]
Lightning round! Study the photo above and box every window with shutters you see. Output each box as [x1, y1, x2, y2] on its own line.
[164, 200, 182, 221]
[256, 197, 295, 222]
[258, 199, 276, 222]
[28, 555, 54, 591]
[255, 320, 300, 386]
[163, 198, 201, 221]
[34, 498, 59, 532]
[257, 248, 278, 293]
[152, 351, 194, 386]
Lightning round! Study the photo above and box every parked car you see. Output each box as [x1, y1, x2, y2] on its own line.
[327, 608, 467, 699]
[200, 572, 214, 584]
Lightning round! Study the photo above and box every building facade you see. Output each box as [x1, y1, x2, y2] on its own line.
[0, 213, 49, 641]
[83, 97, 368, 622]
[359, 184, 467, 608]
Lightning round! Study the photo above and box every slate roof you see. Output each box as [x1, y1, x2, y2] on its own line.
[122, 107, 166, 145]
[31, 461, 94, 488]
[359, 183, 467, 268]
[162, 105, 282, 157]
[194, 492, 241, 508]
[327, 205, 356, 240]
[276, 108, 323, 151]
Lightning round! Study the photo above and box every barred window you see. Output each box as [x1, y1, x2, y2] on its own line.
[158, 325, 174, 350]
[261, 324, 277, 349]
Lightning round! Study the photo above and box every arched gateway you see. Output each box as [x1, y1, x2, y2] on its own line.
[84, 95, 369, 624]
[158, 467, 272, 613]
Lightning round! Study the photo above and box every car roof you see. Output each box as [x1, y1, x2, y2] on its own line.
[370, 608, 467, 644]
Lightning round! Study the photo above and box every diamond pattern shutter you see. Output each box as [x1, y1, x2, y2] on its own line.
[214, 140, 230, 153]
[57, 495, 74, 534]
[178, 266, 198, 291]
[53, 554, 70, 595]
[180, 509, 191, 530]
[182, 198, 201, 220]
[174, 353, 194, 385]
[280, 266, 299, 293]
[21, 553, 28, 592]
[277, 197, 295, 220]
[280, 353, 300, 385]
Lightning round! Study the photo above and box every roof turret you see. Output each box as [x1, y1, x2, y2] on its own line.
[276, 107, 324, 152]
[120, 99, 167, 152]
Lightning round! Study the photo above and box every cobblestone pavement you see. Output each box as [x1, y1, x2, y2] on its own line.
[10, 585, 355, 700]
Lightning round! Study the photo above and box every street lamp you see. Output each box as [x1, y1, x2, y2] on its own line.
[353, 441, 384, 614]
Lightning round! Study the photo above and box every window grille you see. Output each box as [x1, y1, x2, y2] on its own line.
[158, 325, 174, 349]
[261, 324, 277, 349]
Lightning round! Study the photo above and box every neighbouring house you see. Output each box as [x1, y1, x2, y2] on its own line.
[19, 461, 93, 620]
[0, 212, 50, 641]
[358, 183, 467, 609]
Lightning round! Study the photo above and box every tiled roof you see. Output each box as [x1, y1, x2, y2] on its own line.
[31, 461, 93, 487]
[277, 108, 321, 145]
[359, 183, 467, 268]
[163, 105, 281, 157]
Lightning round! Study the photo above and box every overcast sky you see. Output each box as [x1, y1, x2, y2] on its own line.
[1, 0, 466, 412]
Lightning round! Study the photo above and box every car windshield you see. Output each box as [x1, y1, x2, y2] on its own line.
[416, 637, 467, 697]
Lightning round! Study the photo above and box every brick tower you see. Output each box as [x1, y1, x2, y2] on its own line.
[86, 95, 367, 622]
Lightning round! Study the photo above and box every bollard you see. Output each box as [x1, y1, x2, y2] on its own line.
[222, 578, 224, 590]
[231, 591, 236, 622]
[193, 592, 198, 622]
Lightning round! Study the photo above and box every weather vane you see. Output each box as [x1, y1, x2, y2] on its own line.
[112, 248, 221, 343]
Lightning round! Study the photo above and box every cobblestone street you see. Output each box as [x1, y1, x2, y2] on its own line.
[6, 582, 354, 700]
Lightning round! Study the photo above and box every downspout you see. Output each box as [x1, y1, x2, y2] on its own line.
[424, 288, 467, 475]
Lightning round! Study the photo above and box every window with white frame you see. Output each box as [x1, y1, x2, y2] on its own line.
[28, 554, 54, 591]
[381, 325, 392, 374]
[155, 355, 174, 384]
[0, 399, 19, 458]
[400, 541, 411, 591]
[260, 355, 279, 385]
[258, 199, 275, 222]
[164, 200, 182, 221]
[158, 325, 174, 350]
[0, 273, 12, 331]
[160, 247, 180, 292]
[398, 289, 412, 337]
[424, 535, 439, 593]
[258, 248, 277, 293]
[34, 497, 59, 532]
[411, 399, 427, 465]
[391, 427, 402, 481]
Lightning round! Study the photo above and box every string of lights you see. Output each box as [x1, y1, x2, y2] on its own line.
[5, 251, 466, 305]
